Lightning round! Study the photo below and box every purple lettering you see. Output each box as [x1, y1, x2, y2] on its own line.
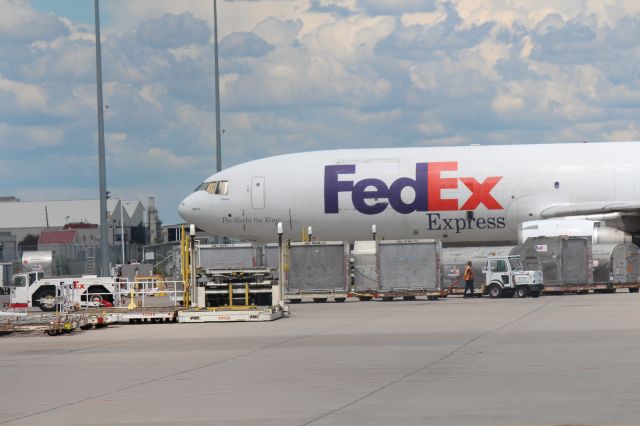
[388, 163, 428, 214]
[352, 178, 388, 215]
[324, 165, 355, 213]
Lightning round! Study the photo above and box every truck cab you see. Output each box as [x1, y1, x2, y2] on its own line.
[484, 255, 543, 298]
[9, 271, 44, 308]
[9, 273, 119, 311]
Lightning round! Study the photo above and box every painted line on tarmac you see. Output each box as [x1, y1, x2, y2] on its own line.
[302, 298, 556, 425]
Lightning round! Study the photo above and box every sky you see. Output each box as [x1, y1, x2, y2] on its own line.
[2, 0, 640, 225]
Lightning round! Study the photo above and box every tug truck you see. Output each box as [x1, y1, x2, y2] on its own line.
[9, 273, 121, 311]
[484, 256, 543, 298]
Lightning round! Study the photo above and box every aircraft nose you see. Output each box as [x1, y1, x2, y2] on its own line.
[178, 194, 195, 223]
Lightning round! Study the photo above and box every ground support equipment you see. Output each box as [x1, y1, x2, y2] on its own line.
[286, 289, 348, 303]
[350, 288, 448, 301]
[177, 305, 286, 323]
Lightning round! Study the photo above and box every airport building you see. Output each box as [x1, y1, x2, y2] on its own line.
[0, 197, 162, 272]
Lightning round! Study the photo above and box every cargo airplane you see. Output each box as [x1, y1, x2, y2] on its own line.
[178, 142, 640, 245]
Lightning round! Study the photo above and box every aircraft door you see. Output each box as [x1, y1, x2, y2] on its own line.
[251, 176, 265, 209]
[615, 167, 634, 200]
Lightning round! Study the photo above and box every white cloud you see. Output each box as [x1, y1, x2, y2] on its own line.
[0, 0, 68, 42]
[3, 0, 640, 223]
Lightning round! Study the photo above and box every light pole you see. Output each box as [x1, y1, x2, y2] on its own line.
[94, 0, 109, 277]
[213, 0, 222, 172]
[120, 200, 125, 264]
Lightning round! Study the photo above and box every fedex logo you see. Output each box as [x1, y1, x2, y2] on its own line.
[324, 162, 503, 215]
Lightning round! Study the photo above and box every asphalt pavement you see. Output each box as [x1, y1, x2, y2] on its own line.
[1, 293, 640, 425]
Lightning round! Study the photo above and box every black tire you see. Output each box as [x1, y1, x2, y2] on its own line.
[37, 290, 57, 312]
[403, 296, 416, 301]
[334, 297, 346, 303]
[382, 296, 394, 302]
[313, 298, 327, 303]
[629, 288, 639, 293]
[516, 287, 529, 298]
[80, 324, 93, 330]
[88, 292, 103, 304]
[289, 299, 302, 304]
[358, 296, 372, 301]
[488, 284, 503, 298]
[530, 291, 540, 298]
[427, 296, 439, 301]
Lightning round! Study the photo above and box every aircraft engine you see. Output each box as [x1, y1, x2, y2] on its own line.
[518, 219, 631, 245]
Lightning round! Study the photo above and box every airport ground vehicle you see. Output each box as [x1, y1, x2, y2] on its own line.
[9, 272, 124, 311]
[484, 256, 543, 298]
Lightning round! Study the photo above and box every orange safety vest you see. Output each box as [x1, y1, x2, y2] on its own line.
[463, 266, 473, 281]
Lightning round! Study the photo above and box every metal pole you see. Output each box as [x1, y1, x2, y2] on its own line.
[213, 0, 222, 172]
[277, 222, 284, 308]
[120, 200, 125, 264]
[190, 224, 197, 308]
[94, 0, 109, 277]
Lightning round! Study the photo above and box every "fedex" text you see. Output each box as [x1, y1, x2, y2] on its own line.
[324, 162, 503, 215]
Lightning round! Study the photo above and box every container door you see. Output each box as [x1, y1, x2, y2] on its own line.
[615, 167, 634, 200]
[561, 239, 589, 284]
[251, 176, 265, 209]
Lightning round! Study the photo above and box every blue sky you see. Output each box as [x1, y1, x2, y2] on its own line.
[2, 0, 640, 224]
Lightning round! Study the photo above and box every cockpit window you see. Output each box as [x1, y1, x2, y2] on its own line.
[217, 181, 228, 195]
[195, 180, 229, 195]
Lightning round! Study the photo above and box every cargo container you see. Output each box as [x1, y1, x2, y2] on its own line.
[286, 241, 350, 302]
[592, 243, 640, 292]
[352, 241, 378, 293]
[197, 243, 259, 270]
[521, 236, 593, 287]
[355, 239, 446, 301]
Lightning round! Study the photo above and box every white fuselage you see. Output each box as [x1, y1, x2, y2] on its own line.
[178, 142, 640, 244]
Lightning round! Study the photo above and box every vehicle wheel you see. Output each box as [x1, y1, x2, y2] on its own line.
[38, 290, 57, 312]
[334, 297, 346, 303]
[403, 296, 416, 301]
[516, 287, 529, 298]
[382, 296, 394, 302]
[358, 296, 372, 302]
[427, 296, 439, 301]
[289, 298, 302, 304]
[80, 324, 93, 330]
[630, 288, 639, 293]
[88, 292, 103, 304]
[530, 291, 540, 298]
[313, 298, 327, 303]
[488, 284, 503, 298]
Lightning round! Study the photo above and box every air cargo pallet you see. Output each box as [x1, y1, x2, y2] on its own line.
[446, 287, 485, 298]
[177, 305, 286, 323]
[286, 290, 349, 303]
[350, 289, 448, 301]
[542, 283, 640, 294]
[117, 307, 179, 323]
[0, 312, 96, 336]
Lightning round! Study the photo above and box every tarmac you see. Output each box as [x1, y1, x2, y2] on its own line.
[1, 293, 640, 425]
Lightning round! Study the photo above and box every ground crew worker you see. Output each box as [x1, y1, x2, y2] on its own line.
[463, 261, 474, 298]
